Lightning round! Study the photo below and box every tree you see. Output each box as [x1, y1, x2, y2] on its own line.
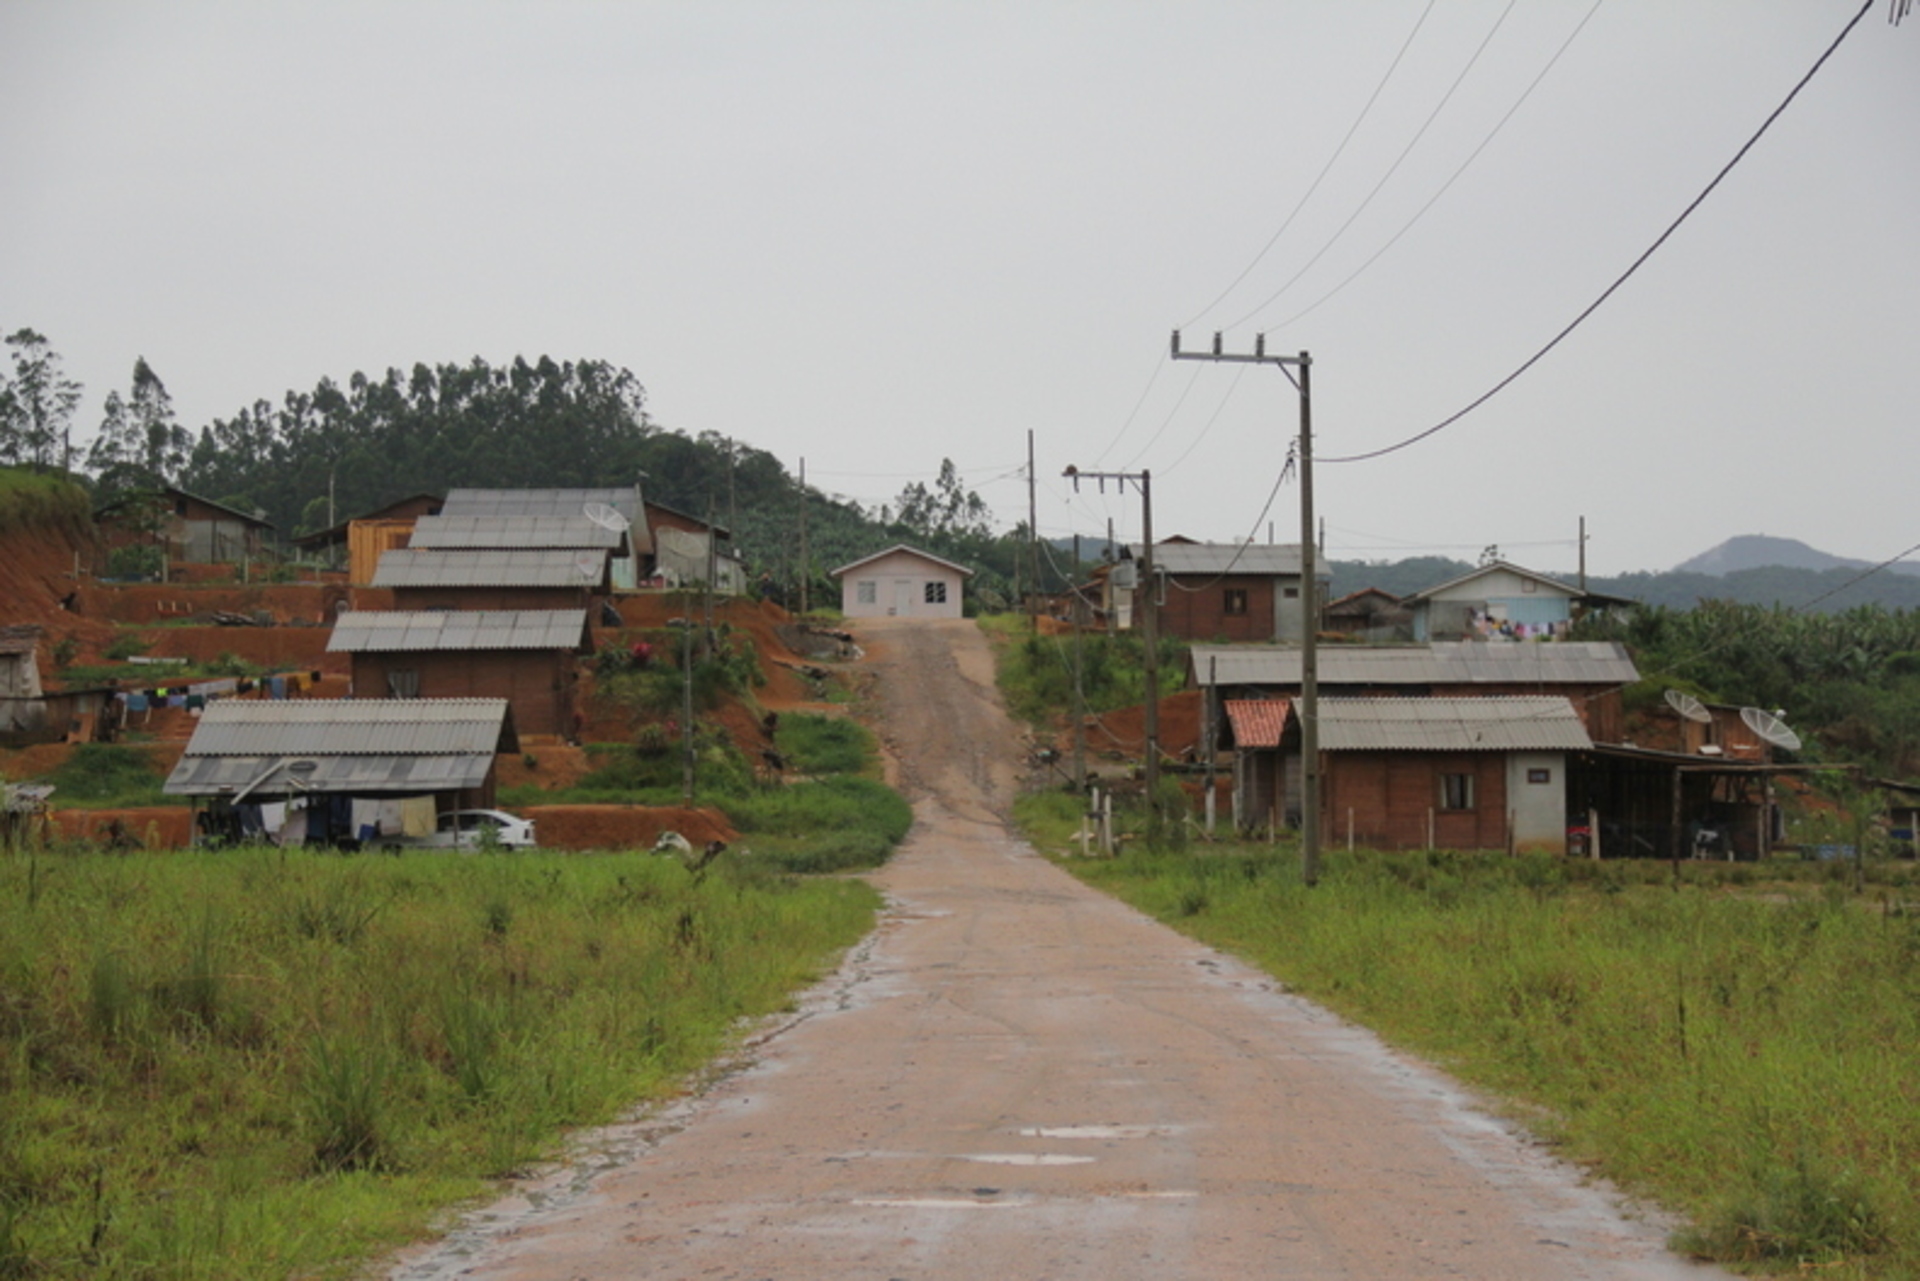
[1, 328, 84, 470]
[88, 357, 189, 497]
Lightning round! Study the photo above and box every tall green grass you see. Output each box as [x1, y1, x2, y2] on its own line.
[0, 846, 878, 1279]
[1028, 809, 1920, 1278]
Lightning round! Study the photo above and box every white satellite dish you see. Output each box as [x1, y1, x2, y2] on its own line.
[573, 551, 603, 581]
[1664, 689, 1711, 724]
[1740, 706, 1802, 753]
[581, 502, 630, 532]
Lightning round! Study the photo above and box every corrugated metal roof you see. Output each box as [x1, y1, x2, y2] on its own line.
[408, 514, 626, 551]
[164, 698, 516, 795]
[328, 610, 589, 653]
[1318, 696, 1592, 752]
[1189, 641, 1638, 687]
[372, 548, 605, 589]
[1403, 560, 1580, 603]
[442, 487, 640, 524]
[1128, 542, 1319, 577]
[174, 699, 513, 758]
[165, 752, 495, 796]
[1223, 698, 1290, 748]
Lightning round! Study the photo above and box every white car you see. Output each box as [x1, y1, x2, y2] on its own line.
[394, 809, 537, 850]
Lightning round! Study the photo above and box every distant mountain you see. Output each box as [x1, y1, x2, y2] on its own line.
[1674, 535, 1920, 578]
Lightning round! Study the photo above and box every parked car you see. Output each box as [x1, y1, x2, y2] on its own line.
[391, 808, 536, 850]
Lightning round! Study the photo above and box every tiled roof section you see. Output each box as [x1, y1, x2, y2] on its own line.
[163, 698, 518, 795]
[327, 610, 589, 654]
[1189, 641, 1638, 688]
[371, 548, 606, 589]
[1318, 696, 1593, 752]
[407, 514, 625, 552]
[1223, 698, 1290, 749]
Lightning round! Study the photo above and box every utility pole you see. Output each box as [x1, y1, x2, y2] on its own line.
[797, 457, 809, 614]
[1027, 429, 1039, 632]
[1071, 533, 1087, 795]
[1063, 466, 1159, 804]
[1171, 330, 1321, 887]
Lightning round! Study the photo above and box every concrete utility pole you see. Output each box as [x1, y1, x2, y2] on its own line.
[1062, 466, 1159, 804]
[797, 457, 809, 614]
[1027, 429, 1039, 632]
[1171, 330, 1321, 887]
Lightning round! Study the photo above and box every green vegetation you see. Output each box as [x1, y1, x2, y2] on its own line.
[1578, 601, 1920, 776]
[43, 744, 175, 808]
[0, 466, 91, 541]
[977, 612, 1186, 729]
[773, 713, 874, 777]
[1021, 812, 1920, 1278]
[0, 845, 879, 1280]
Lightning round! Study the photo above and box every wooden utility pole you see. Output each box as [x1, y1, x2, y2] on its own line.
[1063, 466, 1159, 803]
[1171, 331, 1321, 886]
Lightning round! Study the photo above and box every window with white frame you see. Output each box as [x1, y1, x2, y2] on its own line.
[856, 580, 877, 605]
[924, 580, 948, 605]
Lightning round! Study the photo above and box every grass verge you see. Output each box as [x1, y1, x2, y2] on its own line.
[1017, 793, 1920, 1278]
[0, 846, 879, 1279]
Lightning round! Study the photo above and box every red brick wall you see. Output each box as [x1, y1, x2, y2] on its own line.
[349, 651, 575, 737]
[1321, 751, 1511, 851]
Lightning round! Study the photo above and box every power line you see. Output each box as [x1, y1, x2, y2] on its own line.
[1224, 0, 1521, 333]
[1258, 0, 1606, 335]
[1182, 0, 1439, 329]
[1322, 0, 1878, 466]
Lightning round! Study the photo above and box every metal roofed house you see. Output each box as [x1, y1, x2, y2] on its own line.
[94, 486, 277, 572]
[328, 609, 592, 738]
[1101, 542, 1332, 643]
[406, 514, 628, 555]
[1324, 587, 1413, 642]
[370, 547, 610, 609]
[291, 492, 443, 574]
[1222, 695, 1592, 853]
[643, 498, 744, 593]
[164, 698, 519, 845]
[440, 485, 652, 589]
[1403, 560, 1632, 642]
[0, 626, 44, 735]
[830, 545, 974, 619]
[1189, 640, 1638, 745]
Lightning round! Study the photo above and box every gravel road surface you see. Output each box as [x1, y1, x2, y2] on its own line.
[391, 617, 1724, 1280]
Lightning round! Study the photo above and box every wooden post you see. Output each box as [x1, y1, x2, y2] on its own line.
[1589, 806, 1601, 861]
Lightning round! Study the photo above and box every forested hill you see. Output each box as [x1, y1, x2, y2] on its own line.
[176, 355, 1029, 604]
[1328, 558, 1920, 614]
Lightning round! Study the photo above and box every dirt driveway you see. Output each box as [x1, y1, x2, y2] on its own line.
[393, 618, 1723, 1280]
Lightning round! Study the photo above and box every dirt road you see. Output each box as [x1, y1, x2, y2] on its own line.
[393, 618, 1721, 1280]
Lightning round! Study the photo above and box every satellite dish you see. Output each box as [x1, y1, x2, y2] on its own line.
[581, 502, 630, 532]
[1664, 689, 1711, 724]
[574, 551, 603, 581]
[1740, 706, 1802, 753]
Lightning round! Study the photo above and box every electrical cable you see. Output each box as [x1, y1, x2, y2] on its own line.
[1182, 0, 1439, 329]
[1224, 0, 1521, 333]
[1258, 0, 1605, 335]
[1322, 0, 1877, 466]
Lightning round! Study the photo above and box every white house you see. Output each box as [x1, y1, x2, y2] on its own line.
[830, 545, 973, 620]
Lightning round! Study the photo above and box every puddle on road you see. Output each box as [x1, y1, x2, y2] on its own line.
[959, 1153, 1096, 1166]
[851, 1197, 1025, 1210]
[1014, 1124, 1179, 1140]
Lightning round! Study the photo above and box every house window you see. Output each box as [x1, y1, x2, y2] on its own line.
[386, 669, 420, 698]
[1439, 772, 1475, 811]
[1527, 768, 1551, 785]
[856, 580, 877, 605]
[924, 580, 948, 605]
[1223, 588, 1248, 616]
[1283, 586, 1299, 599]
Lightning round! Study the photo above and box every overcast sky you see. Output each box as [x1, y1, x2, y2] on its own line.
[3, 1, 1913, 575]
